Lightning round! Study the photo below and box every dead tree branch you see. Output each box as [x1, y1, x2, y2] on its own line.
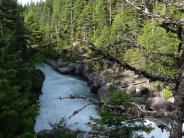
[57, 95, 172, 120]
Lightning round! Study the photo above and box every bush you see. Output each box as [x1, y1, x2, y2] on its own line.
[88, 61, 102, 71]
[91, 88, 152, 138]
[108, 89, 134, 105]
[38, 118, 79, 138]
[163, 86, 173, 100]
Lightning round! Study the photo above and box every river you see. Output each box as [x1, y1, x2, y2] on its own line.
[34, 64, 174, 138]
[34, 64, 99, 133]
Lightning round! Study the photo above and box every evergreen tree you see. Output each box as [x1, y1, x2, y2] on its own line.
[0, 0, 43, 137]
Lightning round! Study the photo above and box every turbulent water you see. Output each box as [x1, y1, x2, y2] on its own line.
[34, 64, 99, 133]
[34, 63, 179, 138]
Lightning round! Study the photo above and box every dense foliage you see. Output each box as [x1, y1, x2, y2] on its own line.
[24, 0, 183, 77]
[0, 0, 43, 137]
[1, 0, 184, 137]
[22, 1, 184, 137]
[91, 88, 153, 138]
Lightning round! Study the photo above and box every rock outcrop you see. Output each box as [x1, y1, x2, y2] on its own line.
[45, 59, 108, 98]
[146, 97, 173, 111]
[45, 58, 173, 112]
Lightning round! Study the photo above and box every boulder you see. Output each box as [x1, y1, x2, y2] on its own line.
[45, 59, 57, 68]
[91, 73, 101, 85]
[151, 91, 160, 97]
[75, 64, 83, 75]
[135, 86, 150, 97]
[68, 63, 77, 68]
[88, 80, 100, 93]
[97, 85, 108, 98]
[57, 60, 70, 67]
[135, 96, 148, 104]
[102, 60, 110, 70]
[58, 67, 75, 74]
[146, 97, 173, 111]
[82, 65, 90, 76]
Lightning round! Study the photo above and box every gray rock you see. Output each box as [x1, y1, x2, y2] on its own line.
[58, 67, 75, 74]
[68, 63, 77, 68]
[45, 59, 57, 68]
[56, 59, 69, 67]
[97, 85, 108, 98]
[135, 97, 148, 104]
[146, 97, 173, 111]
[75, 64, 83, 75]
[91, 73, 101, 85]
[82, 65, 90, 76]
[135, 86, 150, 97]
[151, 91, 160, 97]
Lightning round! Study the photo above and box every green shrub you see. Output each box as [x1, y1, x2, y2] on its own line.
[88, 61, 102, 71]
[91, 88, 152, 138]
[108, 89, 133, 105]
[163, 86, 173, 100]
[38, 118, 79, 138]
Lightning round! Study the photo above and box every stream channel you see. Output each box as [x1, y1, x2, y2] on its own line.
[34, 64, 172, 138]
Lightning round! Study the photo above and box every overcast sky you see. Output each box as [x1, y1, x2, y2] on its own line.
[17, 0, 42, 5]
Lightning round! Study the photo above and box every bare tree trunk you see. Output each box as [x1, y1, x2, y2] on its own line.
[170, 92, 183, 138]
[55, 25, 59, 45]
[92, 1, 96, 37]
[108, 0, 112, 25]
[170, 27, 184, 138]
[70, 0, 74, 44]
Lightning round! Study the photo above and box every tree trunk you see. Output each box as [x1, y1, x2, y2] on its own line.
[70, 0, 74, 44]
[170, 27, 184, 138]
[108, 0, 112, 25]
[170, 95, 183, 138]
[92, 1, 96, 37]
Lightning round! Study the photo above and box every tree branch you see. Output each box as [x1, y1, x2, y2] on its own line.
[57, 95, 172, 120]
[105, 33, 179, 68]
[124, 0, 184, 25]
[159, 22, 178, 33]
[107, 39, 179, 58]
[126, 34, 179, 68]
[85, 41, 179, 84]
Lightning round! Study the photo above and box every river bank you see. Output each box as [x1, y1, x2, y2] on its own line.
[45, 58, 174, 112]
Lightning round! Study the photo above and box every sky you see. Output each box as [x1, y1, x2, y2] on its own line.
[17, 0, 42, 5]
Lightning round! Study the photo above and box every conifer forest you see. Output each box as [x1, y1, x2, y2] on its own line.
[0, 0, 184, 138]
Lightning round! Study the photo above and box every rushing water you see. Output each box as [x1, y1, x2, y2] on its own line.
[35, 64, 182, 138]
[34, 64, 99, 133]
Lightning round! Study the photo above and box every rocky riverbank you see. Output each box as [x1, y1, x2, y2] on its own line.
[45, 58, 173, 112]
[45, 58, 108, 98]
